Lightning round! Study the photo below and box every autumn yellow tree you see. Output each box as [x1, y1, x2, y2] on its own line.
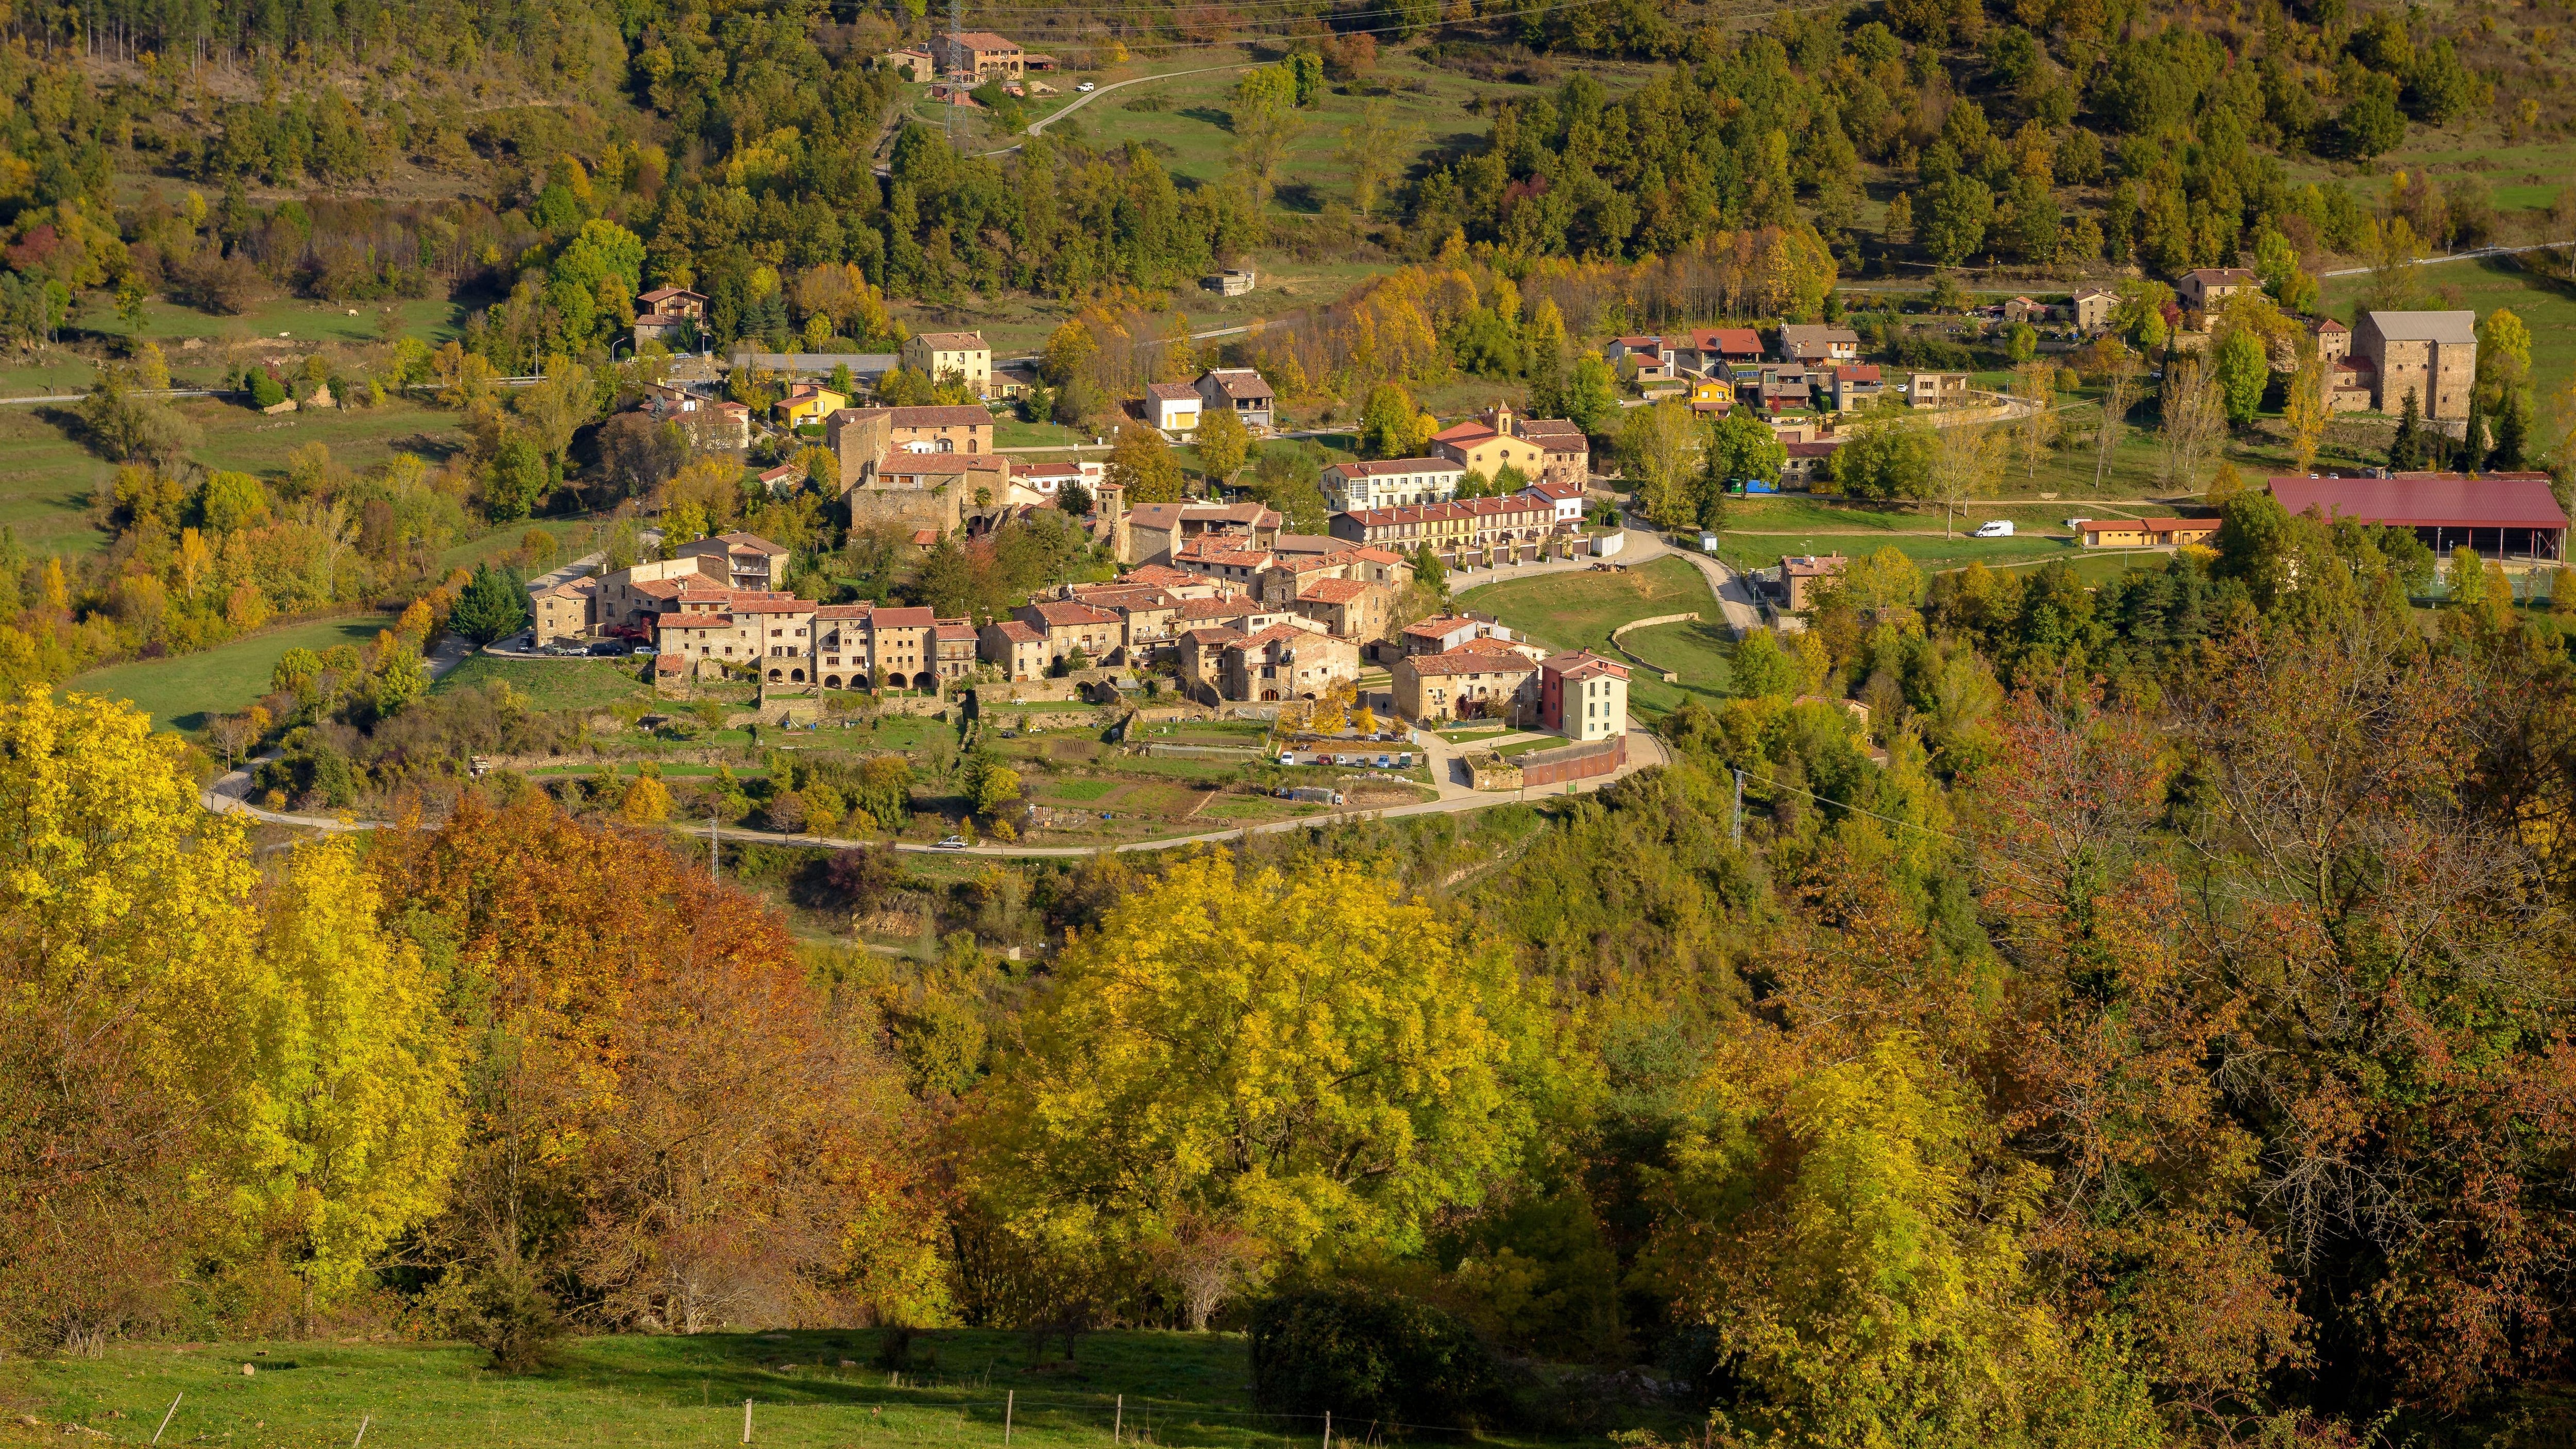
[1676, 1037, 2166, 1448]
[1108, 424, 1185, 504]
[621, 773, 674, 825]
[2283, 343, 2328, 475]
[965, 856, 1556, 1268]
[238, 839, 463, 1301]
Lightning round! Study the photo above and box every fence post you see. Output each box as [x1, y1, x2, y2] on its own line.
[1006, 1389, 1015, 1445]
[743, 1399, 754, 1444]
[150, 1394, 183, 1446]
[1115, 1394, 1123, 1443]
[1323, 1409, 1331, 1449]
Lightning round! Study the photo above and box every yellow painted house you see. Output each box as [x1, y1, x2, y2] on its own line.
[779, 383, 849, 427]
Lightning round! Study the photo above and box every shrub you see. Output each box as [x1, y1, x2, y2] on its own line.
[1249, 1286, 1510, 1427]
[442, 1258, 564, 1373]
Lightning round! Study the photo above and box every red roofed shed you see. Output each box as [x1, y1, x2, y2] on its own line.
[2268, 473, 2566, 561]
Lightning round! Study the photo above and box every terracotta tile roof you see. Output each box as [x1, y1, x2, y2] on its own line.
[1514, 418, 1588, 447]
[1200, 368, 1275, 400]
[1297, 577, 1374, 604]
[730, 598, 814, 613]
[815, 603, 877, 621]
[987, 620, 1043, 643]
[1027, 601, 1120, 627]
[1523, 479, 1584, 501]
[1071, 585, 1176, 610]
[1231, 621, 1323, 651]
[912, 331, 987, 350]
[657, 613, 735, 629]
[1328, 457, 1461, 477]
[1430, 420, 1496, 445]
[1146, 382, 1201, 402]
[1341, 496, 1555, 528]
[873, 606, 936, 627]
[1122, 564, 1200, 587]
[1403, 615, 1479, 639]
[1690, 327, 1764, 355]
[1406, 647, 1538, 678]
[1177, 598, 1254, 621]
[1346, 546, 1408, 565]
[936, 623, 980, 642]
[1179, 625, 1244, 646]
[1542, 650, 1629, 681]
[836, 404, 991, 429]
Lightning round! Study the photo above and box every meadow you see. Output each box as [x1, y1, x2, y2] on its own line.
[1461, 556, 1728, 716]
[70, 612, 395, 732]
[2, 1328, 1632, 1449]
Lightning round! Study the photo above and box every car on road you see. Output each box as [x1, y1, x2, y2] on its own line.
[1279, 752, 1296, 765]
[1974, 519, 2016, 538]
[1375, 755, 1392, 769]
[1076, 80, 1095, 91]
[587, 640, 627, 655]
[935, 836, 969, 849]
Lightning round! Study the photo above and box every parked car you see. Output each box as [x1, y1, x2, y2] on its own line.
[1375, 755, 1392, 769]
[1076, 80, 1095, 91]
[935, 836, 969, 850]
[1279, 752, 1296, 765]
[1974, 519, 2016, 538]
[587, 640, 626, 655]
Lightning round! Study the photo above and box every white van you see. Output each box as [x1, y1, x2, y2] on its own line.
[1974, 519, 2016, 538]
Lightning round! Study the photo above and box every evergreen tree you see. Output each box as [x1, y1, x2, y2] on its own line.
[2388, 388, 2422, 470]
[450, 562, 530, 644]
[2492, 387, 2530, 471]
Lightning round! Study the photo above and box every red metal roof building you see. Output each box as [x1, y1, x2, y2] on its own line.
[2267, 473, 2566, 561]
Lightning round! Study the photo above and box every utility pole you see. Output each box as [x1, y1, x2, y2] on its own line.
[709, 812, 721, 878]
[1732, 768, 1744, 846]
[944, 0, 964, 151]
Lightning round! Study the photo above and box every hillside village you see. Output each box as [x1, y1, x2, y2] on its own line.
[523, 272, 2559, 770]
[19, 0, 2576, 1436]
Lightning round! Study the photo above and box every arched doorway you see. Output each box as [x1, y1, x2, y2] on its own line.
[853, 673, 872, 691]
[767, 667, 783, 682]
[791, 668, 806, 683]
[1261, 689, 1280, 702]
[824, 675, 842, 690]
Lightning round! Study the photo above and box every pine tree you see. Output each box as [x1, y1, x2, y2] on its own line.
[2493, 387, 2530, 471]
[2461, 390, 2488, 472]
[2388, 388, 2422, 471]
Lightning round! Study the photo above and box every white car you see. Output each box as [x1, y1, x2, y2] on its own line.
[935, 836, 969, 850]
[1974, 520, 2016, 538]
[1076, 81, 1095, 92]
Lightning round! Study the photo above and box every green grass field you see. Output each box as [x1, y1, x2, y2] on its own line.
[0, 403, 112, 556]
[70, 613, 393, 732]
[69, 294, 468, 349]
[435, 654, 651, 712]
[8, 1328, 1603, 1449]
[1713, 528, 2074, 575]
[1461, 555, 1727, 716]
[0, 394, 476, 564]
[177, 396, 472, 479]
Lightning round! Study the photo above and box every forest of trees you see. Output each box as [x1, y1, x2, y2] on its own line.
[15, 466, 2576, 1445]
